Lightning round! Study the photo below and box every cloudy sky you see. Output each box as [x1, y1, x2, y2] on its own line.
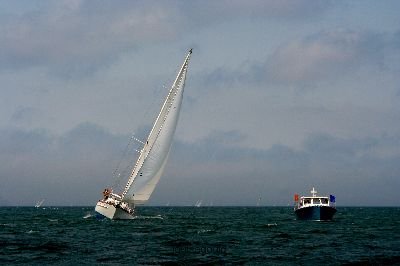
[1, 0, 400, 206]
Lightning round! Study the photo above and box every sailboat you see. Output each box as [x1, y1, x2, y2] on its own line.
[35, 199, 44, 208]
[95, 49, 192, 219]
[195, 200, 202, 207]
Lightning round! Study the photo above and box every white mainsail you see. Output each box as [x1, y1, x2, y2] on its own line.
[121, 50, 192, 204]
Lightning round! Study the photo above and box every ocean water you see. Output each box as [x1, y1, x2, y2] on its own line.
[1, 207, 399, 265]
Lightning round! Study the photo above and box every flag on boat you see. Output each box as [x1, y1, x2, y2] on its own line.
[330, 195, 336, 203]
[294, 194, 299, 201]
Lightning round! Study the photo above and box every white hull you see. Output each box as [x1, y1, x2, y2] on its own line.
[95, 201, 135, 220]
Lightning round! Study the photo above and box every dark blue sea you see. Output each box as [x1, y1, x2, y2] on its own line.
[1, 207, 399, 265]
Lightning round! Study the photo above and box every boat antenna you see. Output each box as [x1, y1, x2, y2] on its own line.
[311, 187, 317, 197]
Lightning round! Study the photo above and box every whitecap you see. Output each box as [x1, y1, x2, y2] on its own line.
[135, 215, 163, 220]
[83, 213, 93, 219]
[198, 229, 212, 234]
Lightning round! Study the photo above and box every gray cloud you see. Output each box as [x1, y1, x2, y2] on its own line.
[264, 29, 385, 85]
[1, 1, 399, 207]
[2, 123, 399, 206]
[0, 0, 334, 77]
[0, 1, 180, 76]
[193, 0, 335, 21]
[199, 29, 390, 90]
[157, 132, 400, 206]
[10, 106, 42, 126]
[0, 123, 127, 205]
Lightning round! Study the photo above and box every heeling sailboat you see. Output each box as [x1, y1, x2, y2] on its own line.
[95, 49, 193, 219]
[35, 199, 44, 208]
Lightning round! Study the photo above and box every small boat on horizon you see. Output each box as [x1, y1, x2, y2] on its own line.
[195, 200, 202, 207]
[294, 187, 336, 221]
[35, 199, 44, 208]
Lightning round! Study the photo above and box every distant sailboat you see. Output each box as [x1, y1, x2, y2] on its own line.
[35, 199, 44, 208]
[195, 200, 202, 207]
[95, 49, 193, 219]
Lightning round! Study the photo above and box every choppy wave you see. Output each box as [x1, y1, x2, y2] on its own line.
[134, 214, 163, 220]
[0, 207, 399, 265]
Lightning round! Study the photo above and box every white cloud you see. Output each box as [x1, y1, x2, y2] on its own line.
[264, 29, 385, 85]
[0, 1, 179, 75]
[0, 1, 334, 77]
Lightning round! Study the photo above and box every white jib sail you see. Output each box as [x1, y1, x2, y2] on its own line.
[122, 50, 192, 204]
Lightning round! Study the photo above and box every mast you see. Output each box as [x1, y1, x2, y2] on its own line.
[121, 49, 192, 203]
[311, 187, 317, 197]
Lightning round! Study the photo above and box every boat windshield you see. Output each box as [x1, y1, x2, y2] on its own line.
[313, 198, 321, 204]
[300, 197, 330, 206]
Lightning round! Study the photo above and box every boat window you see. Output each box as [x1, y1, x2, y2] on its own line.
[313, 198, 321, 204]
[321, 198, 328, 204]
[304, 199, 311, 204]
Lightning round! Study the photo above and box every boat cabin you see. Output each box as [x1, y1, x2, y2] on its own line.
[298, 196, 330, 207]
[294, 187, 335, 210]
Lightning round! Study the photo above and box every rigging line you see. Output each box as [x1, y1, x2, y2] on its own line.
[134, 137, 145, 145]
[129, 82, 179, 179]
[127, 60, 180, 150]
[119, 70, 174, 159]
[111, 134, 137, 189]
[121, 80, 173, 172]
[114, 154, 138, 192]
[122, 57, 189, 197]
[139, 80, 173, 135]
